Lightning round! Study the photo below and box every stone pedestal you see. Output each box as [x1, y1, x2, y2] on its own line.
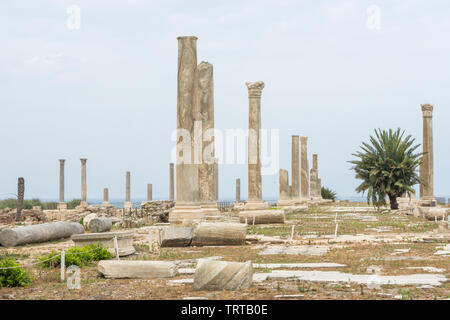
[57, 202, 67, 210]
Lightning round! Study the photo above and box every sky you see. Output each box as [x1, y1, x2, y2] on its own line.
[1, 0, 449, 201]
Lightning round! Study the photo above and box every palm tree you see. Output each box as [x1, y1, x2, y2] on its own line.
[349, 128, 422, 210]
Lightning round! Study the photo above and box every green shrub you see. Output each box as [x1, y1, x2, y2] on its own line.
[67, 199, 81, 209]
[0, 258, 32, 288]
[321, 186, 337, 201]
[0, 198, 57, 210]
[38, 243, 113, 268]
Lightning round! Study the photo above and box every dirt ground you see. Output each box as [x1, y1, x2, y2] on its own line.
[1, 203, 449, 300]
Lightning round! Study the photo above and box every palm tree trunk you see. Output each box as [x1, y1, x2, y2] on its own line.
[389, 194, 398, 210]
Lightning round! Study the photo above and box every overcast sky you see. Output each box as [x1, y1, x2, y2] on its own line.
[1, 0, 449, 201]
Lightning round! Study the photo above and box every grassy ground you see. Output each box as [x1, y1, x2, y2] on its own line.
[0, 203, 449, 300]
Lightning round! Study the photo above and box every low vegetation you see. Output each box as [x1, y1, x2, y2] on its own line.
[0, 198, 81, 210]
[321, 187, 337, 201]
[38, 244, 113, 268]
[0, 258, 32, 288]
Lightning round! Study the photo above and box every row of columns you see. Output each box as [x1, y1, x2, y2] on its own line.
[57, 160, 175, 210]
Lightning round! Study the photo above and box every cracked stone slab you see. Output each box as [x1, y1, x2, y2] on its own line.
[258, 245, 330, 256]
[253, 263, 346, 269]
[253, 270, 446, 286]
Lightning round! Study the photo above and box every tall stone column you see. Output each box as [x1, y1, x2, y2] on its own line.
[170, 36, 203, 225]
[300, 137, 309, 200]
[277, 169, 292, 206]
[214, 158, 219, 202]
[102, 188, 109, 205]
[147, 184, 152, 201]
[124, 171, 132, 210]
[310, 154, 321, 199]
[291, 135, 300, 202]
[235, 178, 241, 203]
[57, 159, 67, 210]
[420, 104, 435, 205]
[80, 159, 88, 207]
[196, 61, 219, 216]
[244, 81, 268, 210]
[169, 163, 174, 201]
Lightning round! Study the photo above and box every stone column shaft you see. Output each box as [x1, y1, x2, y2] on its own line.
[147, 184, 152, 201]
[125, 171, 131, 202]
[421, 104, 434, 200]
[196, 62, 217, 208]
[169, 163, 174, 201]
[236, 178, 241, 202]
[103, 188, 109, 203]
[175, 36, 199, 205]
[291, 136, 300, 200]
[300, 137, 309, 199]
[278, 169, 291, 204]
[80, 159, 87, 206]
[246, 81, 264, 203]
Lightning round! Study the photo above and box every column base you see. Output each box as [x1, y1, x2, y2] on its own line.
[244, 200, 269, 210]
[419, 198, 437, 207]
[201, 202, 221, 220]
[123, 201, 133, 210]
[169, 203, 205, 226]
[57, 202, 67, 210]
[76, 201, 89, 209]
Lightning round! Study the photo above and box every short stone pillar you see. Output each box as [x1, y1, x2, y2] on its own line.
[277, 169, 293, 206]
[420, 104, 436, 206]
[124, 171, 132, 210]
[300, 137, 309, 201]
[291, 136, 300, 202]
[169, 163, 174, 201]
[57, 159, 67, 210]
[102, 188, 110, 206]
[310, 154, 322, 200]
[235, 178, 241, 202]
[147, 184, 152, 201]
[79, 159, 88, 207]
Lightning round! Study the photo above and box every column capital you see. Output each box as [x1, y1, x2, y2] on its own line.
[80, 158, 87, 164]
[421, 104, 433, 117]
[59, 159, 66, 164]
[177, 36, 198, 41]
[246, 81, 265, 98]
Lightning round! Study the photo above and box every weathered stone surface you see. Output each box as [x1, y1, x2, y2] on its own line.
[79, 159, 88, 207]
[58, 159, 66, 209]
[192, 222, 246, 246]
[193, 260, 253, 291]
[277, 169, 292, 206]
[300, 137, 309, 200]
[0, 221, 84, 247]
[88, 217, 112, 233]
[83, 213, 98, 229]
[239, 210, 285, 225]
[161, 227, 194, 247]
[419, 207, 449, 221]
[71, 231, 135, 256]
[420, 104, 434, 201]
[98, 260, 178, 279]
[246, 81, 264, 206]
[291, 135, 300, 200]
[258, 245, 330, 256]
